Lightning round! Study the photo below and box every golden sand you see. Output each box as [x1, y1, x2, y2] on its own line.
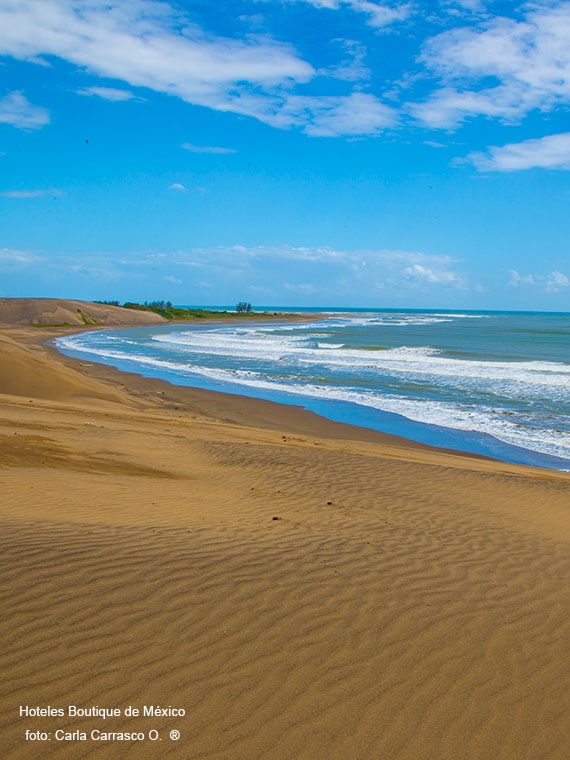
[1, 318, 569, 759]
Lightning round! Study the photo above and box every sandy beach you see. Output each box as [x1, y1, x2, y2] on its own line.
[1, 306, 569, 759]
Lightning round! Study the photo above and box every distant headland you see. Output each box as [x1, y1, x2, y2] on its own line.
[0, 298, 278, 327]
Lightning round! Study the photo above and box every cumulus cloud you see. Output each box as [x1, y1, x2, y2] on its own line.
[185, 244, 465, 294]
[0, 243, 472, 303]
[545, 270, 569, 293]
[414, 3, 570, 128]
[470, 132, 570, 171]
[267, 92, 396, 136]
[6, 0, 570, 164]
[404, 263, 461, 285]
[189, 243, 458, 266]
[509, 270, 535, 287]
[509, 269, 569, 292]
[356, 1, 411, 28]
[168, 183, 186, 192]
[411, 86, 524, 130]
[0, 91, 49, 130]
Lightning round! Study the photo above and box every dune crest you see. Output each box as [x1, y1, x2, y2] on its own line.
[0, 297, 166, 327]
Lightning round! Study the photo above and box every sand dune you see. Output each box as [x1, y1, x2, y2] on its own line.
[0, 297, 166, 327]
[0, 332, 133, 404]
[1, 321, 569, 759]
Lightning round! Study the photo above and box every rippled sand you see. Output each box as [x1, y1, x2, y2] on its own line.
[1, 324, 569, 759]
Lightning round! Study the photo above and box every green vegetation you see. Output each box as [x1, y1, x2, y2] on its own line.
[77, 308, 101, 326]
[99, 300, 273, 320]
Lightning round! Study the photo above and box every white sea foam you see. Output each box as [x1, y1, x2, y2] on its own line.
[128, 358, 570, 461]
[432, 313, 487, 319]
[56, 316, 570, 467]
[148, 329, 570, 390]
[321, 315, 454, 327]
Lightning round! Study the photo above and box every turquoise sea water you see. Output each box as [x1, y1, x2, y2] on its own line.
[56, 309, 570, 471]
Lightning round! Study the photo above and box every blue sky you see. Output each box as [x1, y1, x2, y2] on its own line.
[1, 0, 569, 310]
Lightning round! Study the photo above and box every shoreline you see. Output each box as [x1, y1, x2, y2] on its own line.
[0, 319, 459, 453]
[2, 317, 570, 759]
[14, 322, 542, 472]
[54, 318, 570, 473]
[7, 317, 570, 479]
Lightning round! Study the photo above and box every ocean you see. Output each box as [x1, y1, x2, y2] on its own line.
[56, 309, 570, 471]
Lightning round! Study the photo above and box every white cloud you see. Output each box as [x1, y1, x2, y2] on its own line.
[449, 0, 484, 9]
[509, 269, 569, 292]
[470, 132, 570, 171]
[509, 270, 535, 287]
[0, 91, 49, 130]
[0, 244, 472, 304]
[0, 0, 316, 129]
[284, 282, 317, 294]
[410, 86, 525, 129]
[268, 92, 396, 136]
[168, 183, 186, 192]
[545, 270, 569, 293]
[182, 143, 237, 155]
[441, 0, 489, 15]
[189, 244, 457, 265]
[186, 244, 465, 292]
[415, 3, 570, 128]
[404, 263, 461, 285]
[272, 0, 412, 28]
[0, 0, 397, 137]
[0, 248, 38, 267]
[322, 39, 370, 82]
[76, 86, 136, 101]
[347, 1, 411, 28]
[189, 244, 345, 264]
[0, 0, 312, 89]
[0, 188, 63, 198]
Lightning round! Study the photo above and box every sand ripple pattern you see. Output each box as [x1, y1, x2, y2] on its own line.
[2, 433, 570, 759]
[1, 355, 570, 760]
